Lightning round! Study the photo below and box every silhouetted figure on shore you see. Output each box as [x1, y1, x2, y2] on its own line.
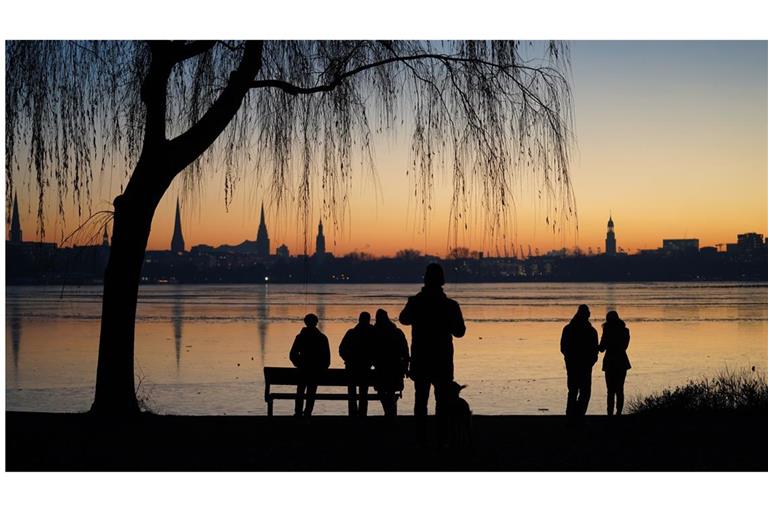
[560, 304, 598, 417]
[372, 309, 410, 417]
[399, 263, 466, 416]
[289, 313, 330, 417]
[599, 310, 632, 416]
[339, 311, 374, 416]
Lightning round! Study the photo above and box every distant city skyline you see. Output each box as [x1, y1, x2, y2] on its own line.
[6, 41, 767, 257]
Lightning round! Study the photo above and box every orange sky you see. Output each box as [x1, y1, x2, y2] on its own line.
[7, 41, 768, 257]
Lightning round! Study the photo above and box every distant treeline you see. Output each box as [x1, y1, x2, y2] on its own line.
[7, 242, 766, 285]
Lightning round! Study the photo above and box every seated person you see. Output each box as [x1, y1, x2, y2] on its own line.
[372, 309, 410, 417]
[339, 311, 374, 416]
[289, 313, 330, 416]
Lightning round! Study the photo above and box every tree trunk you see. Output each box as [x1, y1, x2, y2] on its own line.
[88, 41, 264, 416]
[90, 188, 162, 415]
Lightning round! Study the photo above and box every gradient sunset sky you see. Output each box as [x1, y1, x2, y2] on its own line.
[7, 41, 768, 257]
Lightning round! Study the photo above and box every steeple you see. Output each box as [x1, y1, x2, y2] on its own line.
[171, 198, 185, 253]
[10, 193, 22, 243]
[255, 202, 270, 258]
[102, 224, 110, 247]
[315, 219, 326, 256]
[605, 213, 617, 256]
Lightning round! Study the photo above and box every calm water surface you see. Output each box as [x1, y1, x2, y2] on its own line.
[6, 282, 767, 415]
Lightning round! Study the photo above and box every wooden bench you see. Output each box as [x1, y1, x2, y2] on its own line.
[263, 367, 401, 416]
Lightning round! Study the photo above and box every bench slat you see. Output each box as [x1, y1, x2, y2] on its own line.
[268, 393, 386, 401]
[264, 366, 382, 386]
[263, 366, 402, 416]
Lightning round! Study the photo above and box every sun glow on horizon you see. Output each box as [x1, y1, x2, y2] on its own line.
[6, 41, 767, 257]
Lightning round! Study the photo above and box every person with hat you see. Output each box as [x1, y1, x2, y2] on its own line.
[399, 263, 466, 416]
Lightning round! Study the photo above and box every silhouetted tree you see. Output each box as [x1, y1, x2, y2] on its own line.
[6, 40, 575, 415]
[395, 249, 422, 260]
[448, 247, 471, 259]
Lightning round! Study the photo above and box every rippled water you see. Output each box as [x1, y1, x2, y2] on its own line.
[6, 282, 767, 415]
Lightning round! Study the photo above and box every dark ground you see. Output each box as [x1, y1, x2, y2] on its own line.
[6, 412, 767, 471]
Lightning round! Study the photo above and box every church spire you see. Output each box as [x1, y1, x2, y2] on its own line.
[255, 202, 270, 258]
[315, 218, 326, 256]
[605, 212, 617, 256]
[10, 193, 22, 243]
[171, 198, 185, 253]
[102, 223, 110, 247]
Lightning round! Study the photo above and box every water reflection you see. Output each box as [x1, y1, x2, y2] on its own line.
[605, 282, 617, 315]
[7, 282, 767, 415]
[256, 284, 269, 365]
[315, 284, 327, 328]
[9, 298, 22, 380]
[172, 290, 183, 371]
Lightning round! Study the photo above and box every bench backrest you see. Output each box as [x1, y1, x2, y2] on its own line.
[264, 367, 378, 387]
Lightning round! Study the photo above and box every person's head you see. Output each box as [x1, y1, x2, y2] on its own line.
[303, 313, 319, 328]
[375, 308, 390, 326]
[604, 310, 624, 328]
[358, 311, 371, 325]
[574, 304, 590, 322]
[424, 263, 445, 288]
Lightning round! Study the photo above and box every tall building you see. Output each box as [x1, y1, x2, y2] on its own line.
[605, 215, 617, 256]
[9, 193, 22, 243]
[255, 203, 270, 258]
[170, 198, 185, 254]
[315, 219, 326, 256]
[726, 232, 766, 256]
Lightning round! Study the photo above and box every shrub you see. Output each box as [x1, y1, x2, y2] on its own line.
[628, 367, 768, 414]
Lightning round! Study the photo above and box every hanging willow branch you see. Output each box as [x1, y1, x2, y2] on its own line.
[6, 40, 576, 249]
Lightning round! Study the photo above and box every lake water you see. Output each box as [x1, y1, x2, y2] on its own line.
[5, 282, 767, 415]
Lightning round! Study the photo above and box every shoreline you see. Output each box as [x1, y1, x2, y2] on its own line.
[7, 411, 767, 471]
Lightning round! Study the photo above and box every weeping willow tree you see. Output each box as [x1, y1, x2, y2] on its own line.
[6, 40, 575, 415]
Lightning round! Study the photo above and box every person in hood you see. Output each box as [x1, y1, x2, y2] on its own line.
[372, 308, 410, 416]
[599, 310, 632, 416]
[339, 311, 374, 416]
[399, 263, 466, 416]
[289, 313, 330, 416]
[560, 304, 599, 417]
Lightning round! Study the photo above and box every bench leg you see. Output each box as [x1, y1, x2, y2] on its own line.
[267, 400, 273, 417]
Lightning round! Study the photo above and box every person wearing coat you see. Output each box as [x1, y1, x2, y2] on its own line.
[289, 313, 330, 416]
[599, 310, 632, 416]
[560, 304, 599, 417]
[339, 311, 374, 416]
[372, 309, 410, 417]
[399, 263, 466, 416]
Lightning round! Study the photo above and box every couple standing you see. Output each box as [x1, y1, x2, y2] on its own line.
[560, 304, 632, 417]
[343, 263, 467, 417]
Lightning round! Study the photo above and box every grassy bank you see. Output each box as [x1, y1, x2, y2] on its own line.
[629, 368, 768, 414]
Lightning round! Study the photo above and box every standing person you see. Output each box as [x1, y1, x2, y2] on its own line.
[339, 311, 374, 416]
[372, 309, 410, 417]
[399, 263, 466, 416]
[599, 310, 631, 416]
[560, 304, 599, 417]
[289, 313, 330, 417]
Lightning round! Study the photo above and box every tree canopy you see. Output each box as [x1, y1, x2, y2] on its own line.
[6, 40, 576, 250]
